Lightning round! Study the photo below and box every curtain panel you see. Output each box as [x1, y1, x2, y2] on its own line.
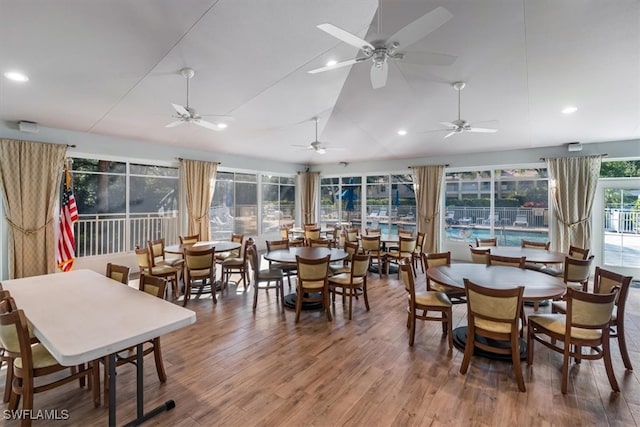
[299, 172, 319, 225]
[0, 139, 66, 278]
[412, 165, 445, 253]
[546, 155, 602, 252]
[181, 159, 218, 241]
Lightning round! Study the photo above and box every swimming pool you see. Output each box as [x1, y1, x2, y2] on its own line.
[446, 226, 549, 246]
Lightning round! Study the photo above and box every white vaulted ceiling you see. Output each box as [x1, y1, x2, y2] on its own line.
[0, 0, 638, 165]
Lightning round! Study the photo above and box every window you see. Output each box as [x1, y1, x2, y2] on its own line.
[445, 168, 548, 246]
[71, 159, 179, 256]
[210, 172, 258, 239]
[261, 175, 295, 234]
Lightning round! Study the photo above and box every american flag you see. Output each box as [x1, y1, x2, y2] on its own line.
[56, 166, 78, 272]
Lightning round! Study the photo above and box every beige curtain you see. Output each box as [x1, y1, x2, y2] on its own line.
[546, 155, 602, 252]
[181, 159, 218, 241]
[0, 139, 67, 278]
[412, 165, 445, 253]
[299, 171, 319, 225]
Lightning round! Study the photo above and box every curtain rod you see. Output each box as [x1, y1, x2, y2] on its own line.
[540, 153, 608, 161]
[408, 164, 450, 168]
[66, 144, 76, 148]
[176, 157, 221, 164]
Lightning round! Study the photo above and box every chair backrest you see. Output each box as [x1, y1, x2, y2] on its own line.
[309, 238, 330, 248]
[138, 274, 167, 298]
[106, 263, 130, 284]
[147, 238, 167, 266]
[280, 226, 290, 240]
[565, 288, 617, 331]
[464, 278, 524, 326]
[521, 240, 550, 250]
[398, 236, 417, 254]
[361, 235, 381, 253]
[296, 255, 330, 282]
[304, 228, 321, 241]
[568, 245, 590, 260]
[231, 234, 244, 244]
[179, 234, 199, 245]
[469, 246, 490, 264]
[266, 239, 289, 251]
[135, 247, 151, 271]
[563, 255, 594, 284]
[400, 261, 416, 297]
[345, 228, 360, 243]
[0, 306, 31, 365]
[344, 241, 359, 260]
[424, 251, 451, 268]
[304, 223, 318, 230]
[246, 246, 260, 282]
[487, 254, 526, 268]
[593, 266, 632, 311]
[398, 229, 413, 237]
[350, 254, 371, 279]
[476, 238, 497, 247]
[184, 246, 216, 271]
[365, 228, 381, 235]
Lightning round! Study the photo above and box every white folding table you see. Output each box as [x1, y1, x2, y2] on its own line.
[2, 269, 196, 426]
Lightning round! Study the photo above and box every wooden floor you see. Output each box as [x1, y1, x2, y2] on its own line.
[2, 266, 640, 426]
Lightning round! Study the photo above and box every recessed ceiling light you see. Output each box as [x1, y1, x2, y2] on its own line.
[326, 60, 337, 67]
[4, 71, 29, 82]
[397, 129, 407, 136]
[562, 106, 578, 114]
[217, 123, 228, 129]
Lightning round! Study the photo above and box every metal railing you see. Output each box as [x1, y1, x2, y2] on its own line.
[604, 208, 640, 233]
[444, 207, 549, 228]
[75, 212, 179, 257]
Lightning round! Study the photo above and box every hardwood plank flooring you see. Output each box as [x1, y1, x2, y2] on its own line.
[1, 268, 639, 426]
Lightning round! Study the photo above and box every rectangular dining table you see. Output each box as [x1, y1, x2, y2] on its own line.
[2, 269, 196, 426]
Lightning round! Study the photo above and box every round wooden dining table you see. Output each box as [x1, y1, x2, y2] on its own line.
[471, 246, 565, 264]
[263, 247, 348, 310]
[427, 263, 566, 360]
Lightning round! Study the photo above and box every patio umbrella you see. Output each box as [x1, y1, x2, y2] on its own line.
[342, 179, 357, 222]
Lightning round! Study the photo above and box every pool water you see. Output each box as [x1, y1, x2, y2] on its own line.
[446, 226, 548, 246]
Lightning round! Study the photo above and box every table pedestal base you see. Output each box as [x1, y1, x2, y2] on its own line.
[284, 293, 324, 311]
[452, 326, 527, 361]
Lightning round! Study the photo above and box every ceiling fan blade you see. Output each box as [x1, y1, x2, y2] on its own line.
[370, 62, 388, 89]
[317, 23, 374, 51]
[165, 120, 185, 128]
[400, 51, 457, 66]
[467, 127, 497, 133]
[440, 122, 456, 128]
[199, 114, 234, 120]
[387, 6, 453, 50]
[193, 119, 223, 131]
[171, 103, 189, 117]
[315, 147, 326, 154]
[308, 58, 364, 74]
[443, 131, 457, 139]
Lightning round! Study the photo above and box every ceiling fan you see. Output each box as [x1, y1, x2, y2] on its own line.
[166, 68, 232, 131]
[291, 117, 343, 154]
[308, 5, 455, 89]
[425, 82, 498, 138]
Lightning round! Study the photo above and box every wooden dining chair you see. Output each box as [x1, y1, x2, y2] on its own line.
[266, 239, 297, 289]
[386, 236, 417, 278]
[216, 234, 244, 266]
[412, 231, 426, 274]
[294, 255, 332, 323]
[345, 228, 360, 244]
[0, 297, 100, 423]
[147, 237, 184, 269]
[400, 261, 453, 348]
[247, 246, 285, 312]
[183, 246, 217, 306]
[308, 238, 331, 248]
[105, 263, 130, 285]
[221, 239, 252, 291]
[521, 240, 550, 250]
[423, 251, 467, 304]
[135, 247, 180, 300]
[329, 241, 359, 276]
[460, 279, 526, 392]
[551, 267, 633, 370]
[360, 234, 383, 279]
[102, 274, 168, 408]
[328, 253, 370, 320]
[528, 288, 619, 394]
[304, 227, 321, 246]
[469, 246, 490, 264]
[568, 245, 590, 260]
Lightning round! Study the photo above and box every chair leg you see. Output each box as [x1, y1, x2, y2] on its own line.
[561, 341, 571, 394]
[602, 339, 620, 392]
[3, 357, 13, 403]
[616, 323, 633, 370]
[348, 287, 353, 320]
[279, 279, 285, 312]
[460, 324, 474, 374]
[445, 310, 453, 350]
[408, 312, 416, 346]
[91, 361, 100, 407]
[511, 331, 526, 392]
[526, 324, 534, 365]
[325, 289, 333, 321]
[295, 287, 302, 323]
[252, 281, 259, 311]
[153, 338, 167, 383]
[363, 283, 370, 311]
[182, 280, 191, 307]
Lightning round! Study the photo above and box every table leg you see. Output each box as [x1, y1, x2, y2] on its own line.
[108, 353, 116, 427]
